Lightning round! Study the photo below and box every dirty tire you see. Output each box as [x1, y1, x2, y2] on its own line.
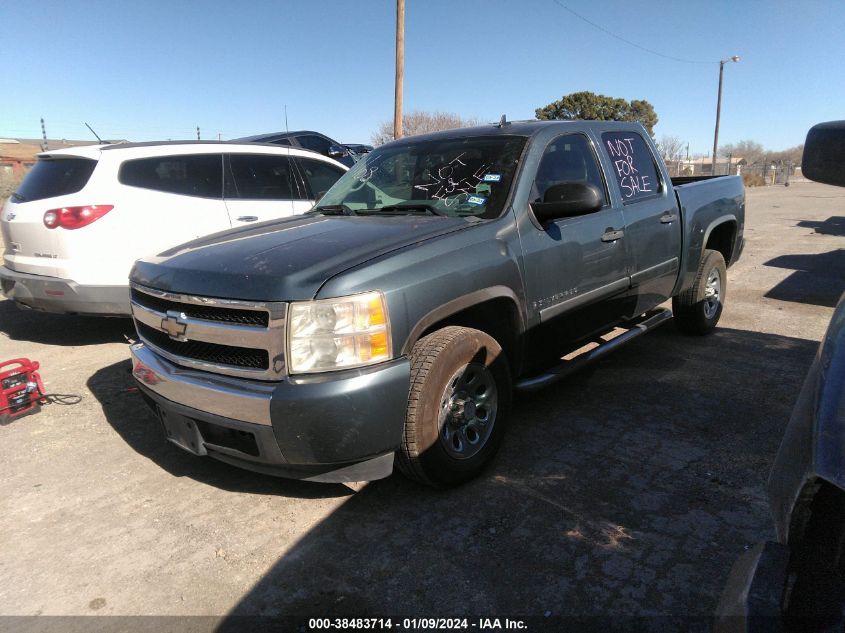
[397, 326, 511, 488]
[673, 248, 727, 335]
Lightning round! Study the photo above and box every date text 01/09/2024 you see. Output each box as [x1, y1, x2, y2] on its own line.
[307, 618, 528, 630]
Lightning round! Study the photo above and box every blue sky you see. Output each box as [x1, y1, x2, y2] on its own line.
[3, 0, 842, 154]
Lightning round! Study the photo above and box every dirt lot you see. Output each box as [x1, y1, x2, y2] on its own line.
[1, 182, 844, 628]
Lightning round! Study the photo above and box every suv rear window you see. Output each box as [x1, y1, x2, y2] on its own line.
[14, 157, 97, 202]
[119, 154, 223, 199]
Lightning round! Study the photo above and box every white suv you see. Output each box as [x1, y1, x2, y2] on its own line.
[0, 141, 346, 315]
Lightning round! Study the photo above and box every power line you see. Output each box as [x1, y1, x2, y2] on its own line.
[550, 0, 717, 65]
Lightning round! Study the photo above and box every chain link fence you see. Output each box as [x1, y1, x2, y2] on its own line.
[739, 160, 797, 186]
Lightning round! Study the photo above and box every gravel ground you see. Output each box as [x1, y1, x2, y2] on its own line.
[1, 181, 843, 628]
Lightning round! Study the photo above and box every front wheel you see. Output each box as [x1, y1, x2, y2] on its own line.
[673, 249, 727, 335]
[397, 326, 511, 488]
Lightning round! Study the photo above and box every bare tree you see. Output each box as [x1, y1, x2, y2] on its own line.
[371, 111, 480, 146]
[719, 140, 766, 165]
[768, 144, 804, 166]
[655, 135, 685, 161]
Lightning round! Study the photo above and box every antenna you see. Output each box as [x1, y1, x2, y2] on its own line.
[284, 105, 289, 133]
[85, 122, 103, 143]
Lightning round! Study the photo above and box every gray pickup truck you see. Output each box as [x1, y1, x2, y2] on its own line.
[128, 120, 745, 487]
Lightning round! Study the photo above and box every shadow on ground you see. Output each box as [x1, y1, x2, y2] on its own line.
[797, 216, 845, 237]
[0, 299, 134, 346]
[87, 359, 352, 500]
[200, 325, 819, 626]
[764, 249, 845, 308]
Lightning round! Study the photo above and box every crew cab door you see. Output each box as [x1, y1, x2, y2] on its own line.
[223, 153, 308, 225]
[520, 133, 629, 337]
[599, 131, 682, 309]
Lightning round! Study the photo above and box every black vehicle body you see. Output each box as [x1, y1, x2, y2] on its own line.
[715, 122, 845, 633]
[715, 293, 845, 633]
[342, 143, 374, 155]
[129, 120, 745, 483]
[233, 130, 364, 167]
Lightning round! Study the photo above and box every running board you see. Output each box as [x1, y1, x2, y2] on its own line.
[514, 308, 673, 393]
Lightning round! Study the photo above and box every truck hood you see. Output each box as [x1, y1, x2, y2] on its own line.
[130, 214, 473, 301]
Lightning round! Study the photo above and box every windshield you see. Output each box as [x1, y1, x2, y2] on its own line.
[315, 135, 527, 219]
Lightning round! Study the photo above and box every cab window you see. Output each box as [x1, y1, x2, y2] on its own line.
[600, 131, 662, 203]
[532, 134, 607, 206]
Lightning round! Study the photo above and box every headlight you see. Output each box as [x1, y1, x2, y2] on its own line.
[287, 291, 391, 373]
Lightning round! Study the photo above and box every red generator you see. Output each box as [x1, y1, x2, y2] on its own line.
[0, 358, 45, 424]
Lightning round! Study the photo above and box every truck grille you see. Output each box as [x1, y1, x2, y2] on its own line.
[136, 322, 269, 370]
[130, 288, 269, 327]
[130, 283, 287, 380]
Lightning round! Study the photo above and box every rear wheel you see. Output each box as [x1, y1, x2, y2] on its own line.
[397, 326, 511, 487]
[673, 248, 727, 335]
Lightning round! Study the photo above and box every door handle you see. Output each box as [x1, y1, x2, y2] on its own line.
[236, 216, 258, 222]
[660, 213, 678, 224]
[601, 229, 625, 242]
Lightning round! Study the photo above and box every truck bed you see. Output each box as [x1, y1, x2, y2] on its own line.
[671, 174, 736, 187]
[672, 174, 745, 295]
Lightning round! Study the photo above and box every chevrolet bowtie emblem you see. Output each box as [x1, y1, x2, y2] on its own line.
[160, 311, 188, 341]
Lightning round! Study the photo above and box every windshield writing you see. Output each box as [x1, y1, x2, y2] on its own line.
[317, 135, 527, 219]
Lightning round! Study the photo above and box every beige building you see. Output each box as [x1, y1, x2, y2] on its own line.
[674, 156, 747, 177]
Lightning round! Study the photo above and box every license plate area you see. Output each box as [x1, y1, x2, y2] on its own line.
[156, 406, 206, 456]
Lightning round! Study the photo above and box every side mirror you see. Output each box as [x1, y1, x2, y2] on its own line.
[327, 145, 347, 159]
[803, 121, 845, 187]
[530, 182, 604, 223]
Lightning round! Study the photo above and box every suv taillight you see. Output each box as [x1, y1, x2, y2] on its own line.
[43, 205, 114, 230]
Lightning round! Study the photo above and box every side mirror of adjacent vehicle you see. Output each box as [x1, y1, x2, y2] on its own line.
[530, 182, 604, 223]
[803, 121, 845, 187]
[327, 145, 347, 159]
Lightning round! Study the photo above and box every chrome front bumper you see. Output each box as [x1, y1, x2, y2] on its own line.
[130, 341, 410, 481]
[130, 342, 275, 426]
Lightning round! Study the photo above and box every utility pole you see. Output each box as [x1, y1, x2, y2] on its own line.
[393, 0, 404, 141]
[711, 55, 740, 175]
[40, 117, 48, 151]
